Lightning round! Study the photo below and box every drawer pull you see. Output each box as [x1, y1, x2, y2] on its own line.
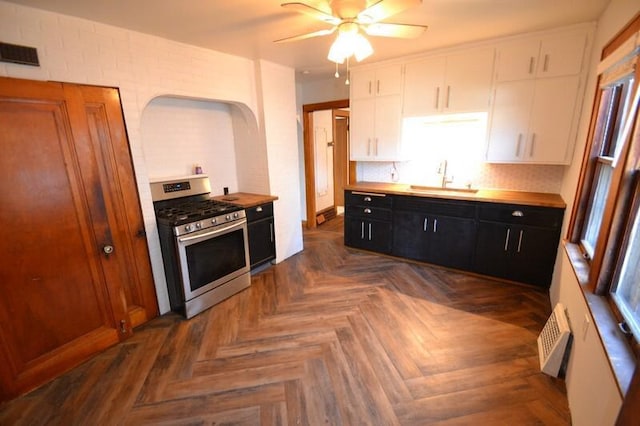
[364, 208, 372, 214]
[364, 197, 372, 202]
[512, 210, 524, 217]
[423, 217, 428, 232]
[517, 230, 523, 253]
[256, 206, 263, 212]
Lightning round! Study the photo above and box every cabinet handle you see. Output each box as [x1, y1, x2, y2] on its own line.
[435, 86, 440, 109]
[375, 138, 379, 156]
[517, 230, 523, 253]
[270, 223, 274, 242]
[543, 54, 549, 72]
[515, 133, 523, 157]
[361, 221, 365, 239]
[369, 223, 373, 241]
[364, 208, 372, 214]
[530, 133, 536, 157]
[367, 138, 371, 156]
[445, 86, 451, 109]
[504, 228, 511, 251]
[528, 57, 535, 74]
[433, 219, 438, 233]
[256, 206, 263, 212]
[363, 196, 372, 202]
[423, 217, 428, 232]
[376, 80, 380, 94]
[368, 81, 372, 95]
[511, 210, 524, 217]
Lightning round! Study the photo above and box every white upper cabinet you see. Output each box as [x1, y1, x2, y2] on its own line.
[350, 64, 405, 161]
[495, 28, 587, 82]
[351, 64, 403, 99]
[486, 75, 581, 164]
[403, 48, 495, 116]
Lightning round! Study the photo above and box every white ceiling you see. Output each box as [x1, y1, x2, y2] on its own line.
[5, 0, 610, 81]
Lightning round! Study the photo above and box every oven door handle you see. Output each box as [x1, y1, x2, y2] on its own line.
[178, 221, 245, 243]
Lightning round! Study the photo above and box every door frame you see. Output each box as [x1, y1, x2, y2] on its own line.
[302, 99, 351, 229]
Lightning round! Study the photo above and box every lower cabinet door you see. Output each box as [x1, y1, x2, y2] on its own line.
[474, 221, 511, 279]
[345, 216, 392, 254]
[248, 218, 275, 268]
[392, 210, 430, 261]
[427, 215, 477, 271]
[506, 226, 560, 286]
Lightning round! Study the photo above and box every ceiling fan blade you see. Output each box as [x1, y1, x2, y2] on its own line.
[274, 27, 337, 43]
[357, 0, 422, 24]
[281, 2, 342, 25]
[363, 22, 427, 38]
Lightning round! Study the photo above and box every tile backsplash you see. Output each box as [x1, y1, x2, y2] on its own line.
[357, 161, 565, 193]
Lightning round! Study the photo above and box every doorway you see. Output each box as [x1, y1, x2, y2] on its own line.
[302, 99, 354, 228]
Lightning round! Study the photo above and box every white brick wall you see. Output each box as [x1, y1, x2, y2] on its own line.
[0, 1, 301, 313]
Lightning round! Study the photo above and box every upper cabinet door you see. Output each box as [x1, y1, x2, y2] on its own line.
[444, 48, 495, 113]
[537, 30, 587, 78]
[527, 75, 581, 163]
[495, 39, 541, 82]
[403, 56, 446, 116]
[351, 65, 403, 99]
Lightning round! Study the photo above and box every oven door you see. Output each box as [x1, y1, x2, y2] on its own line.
[175, 219, 250, 301]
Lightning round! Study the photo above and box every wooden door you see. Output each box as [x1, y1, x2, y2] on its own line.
[0, 77, 157, 401]
[333, 110, 349, 208]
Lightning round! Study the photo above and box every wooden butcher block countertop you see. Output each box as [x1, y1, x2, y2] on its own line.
[345, 182, 566, 209]
[212, 192, 278, 209]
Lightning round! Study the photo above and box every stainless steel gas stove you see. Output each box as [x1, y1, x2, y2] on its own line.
[151, 176, 250, 318]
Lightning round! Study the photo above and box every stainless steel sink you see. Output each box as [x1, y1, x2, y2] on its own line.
[409, 185, 479, 194]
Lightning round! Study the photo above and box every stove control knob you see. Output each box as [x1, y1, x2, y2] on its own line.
[195, 222, 202, 229]
[185, 224, 193, 232]
[211, 218, 217, 225]
[225, 215, 231, 221]
[233, 212, 239, 219]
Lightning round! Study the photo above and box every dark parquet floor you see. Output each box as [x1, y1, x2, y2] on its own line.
[0, 215, 571, 425]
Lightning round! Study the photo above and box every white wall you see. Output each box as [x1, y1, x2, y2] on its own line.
[0, 1, 302, 313]
[551, 1, 640, 424]
[257, 61, 304, 261]
[141, 97, 238, 191]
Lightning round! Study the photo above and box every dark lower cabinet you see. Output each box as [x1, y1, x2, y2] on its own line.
[392, 197, 477, 271]
[473, 204, 564, 287]
[344, 216, 393, 253]
[246, 202, 276, 269]
[344, 189, 565, 288]
[344, 190, 393, 254]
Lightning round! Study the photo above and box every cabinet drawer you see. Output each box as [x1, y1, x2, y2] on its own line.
[246, 202, 273, 222]
[478, 204, 564, 228]
[345, 205, 392, 221]
[395, 195, 477, 218]
[345, 191, 392, 208]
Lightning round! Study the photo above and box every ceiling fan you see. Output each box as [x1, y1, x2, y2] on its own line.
[275, 0, 427, 64]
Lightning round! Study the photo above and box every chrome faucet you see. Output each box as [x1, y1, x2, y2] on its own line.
[438, 160, 454, 188]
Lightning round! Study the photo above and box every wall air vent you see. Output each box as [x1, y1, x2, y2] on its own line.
[0, 42, 40, 66]
[537, 303, 572, 378]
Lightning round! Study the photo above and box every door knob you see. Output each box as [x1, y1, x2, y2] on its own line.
[103, 245, 114, 256]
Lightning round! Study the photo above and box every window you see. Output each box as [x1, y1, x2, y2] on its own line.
[580, 76, 635, 258]
[568, 14, 640, 356]
[611, 190, 640, 340]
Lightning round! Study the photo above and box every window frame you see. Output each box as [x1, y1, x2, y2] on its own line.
[567, 13, 640, 358]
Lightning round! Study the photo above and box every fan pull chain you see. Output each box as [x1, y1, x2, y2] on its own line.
[345, 57, 350, 85]
[334, 61, 339, 78]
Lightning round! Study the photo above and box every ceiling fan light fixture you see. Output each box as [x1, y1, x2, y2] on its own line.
[327, 23, 373, 64]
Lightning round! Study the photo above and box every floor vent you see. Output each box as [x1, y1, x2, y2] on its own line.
[537, 303, 572, 378]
